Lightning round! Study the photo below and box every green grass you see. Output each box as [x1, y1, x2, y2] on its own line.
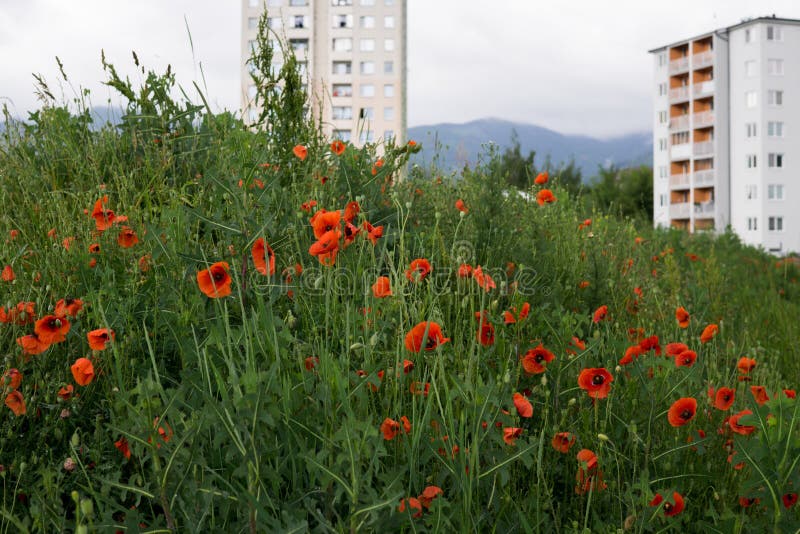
[0, 34, 798, 533]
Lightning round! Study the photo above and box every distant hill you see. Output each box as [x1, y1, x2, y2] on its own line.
[408, 118, 652, 180]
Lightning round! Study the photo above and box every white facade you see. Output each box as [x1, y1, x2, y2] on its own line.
[241, 0, 406, 146]
[651, 17, 800, 255]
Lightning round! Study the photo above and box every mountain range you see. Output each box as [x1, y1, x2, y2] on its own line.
[408, 118, 652, 180]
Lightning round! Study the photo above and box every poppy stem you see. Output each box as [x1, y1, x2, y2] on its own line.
[241, 252, 248, 308]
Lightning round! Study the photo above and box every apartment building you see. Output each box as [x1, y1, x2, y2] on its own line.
[651, 16, 800, 254]
[241, 0, 406, 147]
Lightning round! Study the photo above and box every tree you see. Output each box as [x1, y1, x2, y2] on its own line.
[588, 165, 653, 220]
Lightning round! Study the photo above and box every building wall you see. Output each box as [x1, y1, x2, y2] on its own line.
[241, 0, 406, 146]
[653, 51, 671, 228]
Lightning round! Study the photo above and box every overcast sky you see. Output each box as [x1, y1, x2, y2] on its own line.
[2, 0, 799, 137]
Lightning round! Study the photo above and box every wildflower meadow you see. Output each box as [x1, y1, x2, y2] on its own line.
[0, 16, 799, 533]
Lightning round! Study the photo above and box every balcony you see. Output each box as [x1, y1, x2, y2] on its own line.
[670, 173, 690, 188]
[693, 111, 714, 128]
[671, 143, 692, 160]
[694, 201, 715, 216]
[669, 56, 689, 73]
[693, 51, 714, 69]
[669, 114, 690, 130]
[693, 80, 715, 97]
[669, 86, 690, 102]
[670, 202, 691, 218]
[694, 169, 715, 186]
[693, 141, 714, 156]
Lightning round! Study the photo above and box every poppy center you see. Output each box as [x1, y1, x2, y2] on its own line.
[534, 354, 545, 363]
[592, 374, 605, 385]
[48, 318, 61, 329]
[681, 409, 692, 419]
[213, 272, 225, 281]
[723, 394, 730, 401]
[425, 337, 437, 349]
[664, 503, 672, 512]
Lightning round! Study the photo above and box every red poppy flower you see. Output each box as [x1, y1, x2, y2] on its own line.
[675, 350, 697, 368]
[91, 195, 115, 231]
[406, 258, 432, 282]
[3, 369, 22, 391]
[115, 437, 131, 459]
[372, 276, 392, 298]
[34, 315, 70, 345]
[700, 323, 719, 343]
[472, 265, 496, 292]
[663, 492, 685, 517]
[457, 264, 473, 278]
[728, 409, 756, 435]
[418, 486, 443, 509]
[521, 345, 555, 374]
[619, 345, 643, 366]
[513, 392, 533, 418]
[536, 189, 556, 205]
[737, 357, 756, 374]
[784, 389, 796, 399]
[410, 381, 430, 396]
[675, 306, 690, 328]
[381, 418, 401, 440]
[362, 221, 384, 245]
[71, 357, 95, 386]
[476, 319, 495, 346]
[87, 328, 115, 351]
[330, 140, 346, 155]
[649, 493, 664, 507]
[310, 209, 342, 239]
[54, 298, 83, 319]
[196, 262, 232, 298]
[575, 449, 606, 494]
[569, 337, 586, 352]
[404, 322, 449, 352]
[503, 427, 523, 446]
[117, 227, 139, 248]
[577, 368, 613, 399]
[534, 171, 548, 185]
[750, 386, 769, 406]
[455, 199, 468, 213]
[714, 387, 735, 410]
[251, 238, 275, 276]
[2, 265, 14, 282]
[58, 384, 74, 400]
[397, 497, 422, 518]
[551, 432, 576, 453]
[578, 280, 590, 289]
[592, 305, 608, 323]
[5, 391, 26, 416]
[304, 356, 319, 371]
[639, 335, 661, 355]
[665, 342, 689, 357]
[667, 397, 697, 427]
[783, 493, 798, 509]
[739, 497, 759, 508]
[292, 144, 308, 160]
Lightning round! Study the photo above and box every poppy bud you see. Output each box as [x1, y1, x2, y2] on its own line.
[349, 342, 364, 351]
[80, 498, 94, 517]
[713, 491, 720, 501]
[314, 276, 323, 290]
[503, 370, 510, 384]
[461, 296, 469, 309]
[615, 365, 622, 373]
[71, 431, 80, 448]
[369, 332, 379, 347]
[405, 202, 412, 209]
[286, 313, 297, 329]
[63, 458, 75, 472]
[490, 300, 498, 311]
[435, 212, 441, 219]
[541, 375, 548, 387]
[568, 398, 577, 406]
[459, 210, 466, 218]
[597, 433, 609, 442]
[71, 491, 79, 502]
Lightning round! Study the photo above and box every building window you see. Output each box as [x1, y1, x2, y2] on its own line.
[333, 38, 353, 52]
[384, 130, 395, 140]
[657, 82, 666, 96]
[248, 17, 259, 30]
[332, 61, 352, 75]
[384, 61, 394, 74]
[746, 122, 757, 138]
[767, 121, 784, 137]
[658, 166, 667, 178]
[296, 62, 308, 77]
[333, 129, 352, 141]
[289, 0, 308, 5]
[768, 59, 784, 75]
[268, 17, 282, 29]
[384, 39, 395, 51]
[248, 39, 257, 52]
[360, 0, 375, 4]
[247, 85, 257, 100]
[332, 83, 352, 96]
[359, 130, 375, 143]
[659, 194, 667, 207]
[746, 91, 758, 108]
[768, 153, 784, 168]
[268, 0, 282, 6]
[658, 138, 667, 151]
[332, 0, 352, 5]
[384, 84, 394, 97]
[747, 154, 757, 168]
[359, 107, 374, 119]
[250, 0, 263, 6]
[360, 84, 375, 97]
[657, 52, 666, 67]
[671, 131, 689, 145]
[744, 28, 752, 42]
[745, 60, 757, 77]
[747, 217, 758, 231]
[745, 184, 757, 199]
[383, 107, 394, 120]
[290, 39, 309, 53]
[768, 216, 784, 231]
[360, 16, 375, 28]
[360, 39, 375, 52]
[360, 61, 375, 75]
[385, 0, 394, 5]
[293, 16, 309, 28]
[332, 106, 353, 120]
[768, 184, 785, 200]
[334, 14, 353, 28]
[384, 15, 395, 28]
[658, 110, 667, 124]
[766, 25, 783, 41]
[768, 90, 783, 106]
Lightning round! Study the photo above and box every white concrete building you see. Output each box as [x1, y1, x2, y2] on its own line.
[650, 16, 800, 255]
[241, 0, 407, 147]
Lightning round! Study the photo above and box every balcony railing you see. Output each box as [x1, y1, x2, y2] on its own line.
[693, 80, 715, 97]
[693, 111, 714, 128]
[693, 50, 714, 69]
[670, 202, 691, 218]
[669, 86, 690, 101]
[694, 169, 715, 186]
[694, 201, 715, 215]
[670, 173, 690, 188]
[671, 143, 692, 160]
[693, 141, 714, 156]
[669, 114, 690, 130]
[669, 56, 689, 73]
